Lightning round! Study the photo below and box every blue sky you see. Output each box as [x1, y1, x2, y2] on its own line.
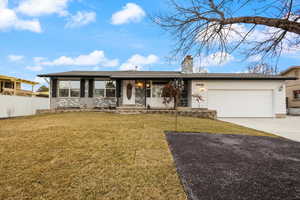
[0, 0, 299, 87]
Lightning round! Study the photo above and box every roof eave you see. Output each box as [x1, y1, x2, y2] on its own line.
[103, 76, 298, 80]
[37, 73, 297, 80]
[37, 74, 111, 78]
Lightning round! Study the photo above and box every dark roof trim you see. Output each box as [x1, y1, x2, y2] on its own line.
[38, 75, 111, 78]
[112, 77, 296, 80]
[38, 76, 297, 81]
[38, 74, 111, 78]
[38, 71, 297, 80]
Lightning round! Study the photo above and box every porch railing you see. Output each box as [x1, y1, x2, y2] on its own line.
[0, 88, 35, 96]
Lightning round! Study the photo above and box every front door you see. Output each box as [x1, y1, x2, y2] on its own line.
[123, 80, 135, 105]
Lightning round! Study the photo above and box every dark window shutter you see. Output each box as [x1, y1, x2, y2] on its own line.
[88, 79, 94, 98]
[116, 79, 121, 98]
[80, 79, 85, 97]
[52, 79, 57, 97]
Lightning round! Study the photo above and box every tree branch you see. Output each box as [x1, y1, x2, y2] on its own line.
[221, 16, 300, 34]
[153, 0, 300, 74]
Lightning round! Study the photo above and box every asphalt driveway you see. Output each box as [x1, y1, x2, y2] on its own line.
[166, 132, 300, 200]
[220, 116, 300, 142]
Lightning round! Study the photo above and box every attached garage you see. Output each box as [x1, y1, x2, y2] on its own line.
[190, 79, 290, 118]
[207, 90, 274, 118]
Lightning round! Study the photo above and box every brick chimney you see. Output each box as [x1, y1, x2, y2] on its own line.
[181, 55, 193, 73]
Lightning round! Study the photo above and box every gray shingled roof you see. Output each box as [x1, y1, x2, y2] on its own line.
[38, 70, 297, 80]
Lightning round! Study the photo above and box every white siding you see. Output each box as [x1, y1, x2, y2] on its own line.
[0, 95, 50, 118]
[191, 80, 286, 118]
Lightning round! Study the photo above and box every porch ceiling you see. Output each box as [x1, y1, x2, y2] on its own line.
[0, 75, 39, 85]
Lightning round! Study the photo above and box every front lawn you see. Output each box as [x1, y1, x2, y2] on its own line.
[0, 112, 273, 200]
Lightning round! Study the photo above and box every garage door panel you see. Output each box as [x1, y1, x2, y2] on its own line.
[208, 90, 273, 118]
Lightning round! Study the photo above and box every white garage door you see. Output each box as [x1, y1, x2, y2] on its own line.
[207, 90, 273, 118]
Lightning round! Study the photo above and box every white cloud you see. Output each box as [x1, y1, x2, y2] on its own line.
[8, 54, 24, 62]
[195, 52, 234, 69]
[241, 26, 300, 56]
[0, 7, 41, 33]
[42, 50, 119, 67]
[17, 0, 71, 17]
[26, 66, 43, 71]
[33, 57, 47, 63]
[247, 55, 262, 62]
[66, 11, 96, 28]
[0, 0, 8, 9]
[197, 24, 265, 44]
[224, 24, 265, 43]
[120, 54, 159, 70]
[199, 23, 300, 56]
[111, 3, 145, 25]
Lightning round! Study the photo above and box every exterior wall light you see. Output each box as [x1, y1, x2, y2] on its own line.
[198, 87, 207, 93]
[136, 82, 144, 88]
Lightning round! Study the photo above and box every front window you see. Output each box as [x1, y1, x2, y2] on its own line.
[293, 90, 300, 100]
[94, 81, 116, 97]
[152, 81, 168, 98]
[94, 81, 105, 97]
[58, 80, 80, 97]
[4, 82, 13, 89]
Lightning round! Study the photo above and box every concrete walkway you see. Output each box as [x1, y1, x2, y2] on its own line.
[220, 116, 300, 142]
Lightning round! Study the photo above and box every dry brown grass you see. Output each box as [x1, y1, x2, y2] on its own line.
[0, 112, 274, 200]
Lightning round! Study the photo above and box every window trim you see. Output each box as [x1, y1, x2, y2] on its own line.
[58, 80, 81, 98]
[293, 90, 300, 100]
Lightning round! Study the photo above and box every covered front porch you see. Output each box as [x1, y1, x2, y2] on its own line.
[116, 79, 190, 109]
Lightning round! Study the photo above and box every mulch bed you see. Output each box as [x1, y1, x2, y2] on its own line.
[166, 132, 300, 200]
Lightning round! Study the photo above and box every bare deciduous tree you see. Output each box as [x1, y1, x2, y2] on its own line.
[247, 62, 277, 74]
[162, 82, 181, 109]
[153, 0, 300, 74]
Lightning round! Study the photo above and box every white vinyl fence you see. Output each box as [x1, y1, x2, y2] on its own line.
[0, 95, 50, 118]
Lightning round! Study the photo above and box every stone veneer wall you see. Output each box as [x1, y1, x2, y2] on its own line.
[37, 109, 217, 120]
[143, 109, 216, 120]
[51, 97, 117, 109]
[50, 79, 118, 109]
[95, 98, 117, 108]
[54, 98, 81, 108]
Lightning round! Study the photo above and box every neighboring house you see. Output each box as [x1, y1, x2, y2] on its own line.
[281, 66, 300, 108]
[0, 75, 38, 96]
[0, 75, 50, 118]
[38, 56, 296, 118]
[35, 91, 50, 98]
